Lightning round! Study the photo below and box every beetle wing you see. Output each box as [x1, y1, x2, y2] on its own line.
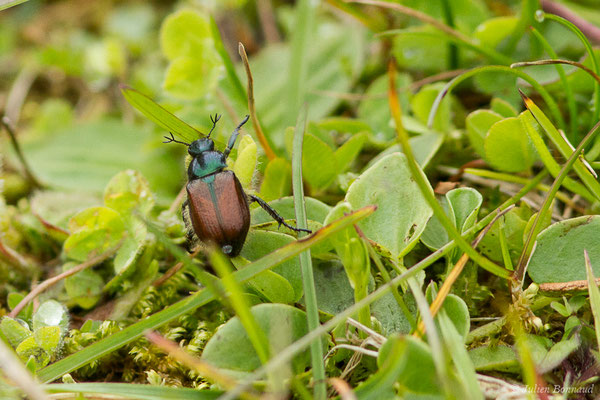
[186, 171, 250, 256]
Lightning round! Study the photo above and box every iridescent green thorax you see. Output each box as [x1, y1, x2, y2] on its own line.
[188, 150, 227, 181]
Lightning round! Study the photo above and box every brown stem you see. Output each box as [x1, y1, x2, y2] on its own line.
[238, 42, 277, 161]
[8, 244, 120, 318]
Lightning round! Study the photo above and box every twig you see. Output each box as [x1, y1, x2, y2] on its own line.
[511, 59, 600, 85]
[9, 244, 120, 318]
[238, 42, 277, 160]
[541, 0, 600, 44]
[1, 116, 45, 189]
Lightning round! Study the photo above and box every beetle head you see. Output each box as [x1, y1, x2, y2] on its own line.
[188, 138, 214, 156]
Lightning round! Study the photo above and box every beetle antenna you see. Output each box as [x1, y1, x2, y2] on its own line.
[207, 114, 221, 138]
[223, 115, 250, 159]
[163, 132, 190, 146]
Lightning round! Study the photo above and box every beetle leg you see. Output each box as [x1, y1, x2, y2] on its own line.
[181, 198, 199, 251]
[248, 194, 312, 234]
[223, 115, 250, 159]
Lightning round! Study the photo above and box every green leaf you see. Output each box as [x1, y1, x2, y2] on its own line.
[301, 133, 337, 190]
[421, 187, 482, 251]
[248, 22, 364, 147]
[201, 304, 309, 377]
[251, 196, 331, 225]
[465, 110, 502, 158]
[0, 317, 32, 348]
[333, 132, 368, 174]
[411, 83, 452, 133]
[103, 170, 154, 216]
[528, 215, 600, 283]
[308, 260, 357, 316]
[357, 73, 412, 142]
[244, 268, 295, 305]
[392, 27, 450, 74]
[376, 334, 440, 396]
[32, 300, 69, 336]
[64, 263, 104, 309]
[23, 118, 183, 198]
[469, 345, 519, 373]
[16, 336, 50, 371]
[490, 97, 518, 117]
[323, 202, 370, 292]
[238, 230, 302, 302]
[366, 133, 444, 170]
[438, 313, 482, 400]
[232, 135, 257, 188]
[484, 117, 536, 172]
[439, 294, 470, 341]
[371, 292, 415, 335]
[64, 206, 125, 262]
[162, 54, 221, 100]
[259, 157, 291, 202]
[346, 153, 433, 259]
[472, 16, 519, 49]
[33, 326, 61, 355]
[159, 9, 213, 60]
[120, 87, 202, 144]
[7, 293, 33, 322]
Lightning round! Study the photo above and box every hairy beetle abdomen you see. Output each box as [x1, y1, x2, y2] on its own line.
[186, 170, 250, 257]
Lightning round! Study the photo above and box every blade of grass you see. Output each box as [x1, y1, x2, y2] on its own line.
[520, 110, 595, 203]
[541, 12, 600, 125]
[584, 250, 600, 352]
[36, 207, 375, 383]
[427, 65, 565, 131]
[292, 106, 326, 400]
[406, 277, 452, 397]
[389, 61, 511, 279]
[44, 383, 223, 400]
[438, 313, 483, 400]
[514, 118, 600, 284]
[220, 172, 547, 399]
[287, 0, 316, 125]
[463, 167, 587, 211]
[520, 92, 600, 201]
[120, 85, 203, 144]
[529, 28, 578, 135]
[0, 0, 29, 11]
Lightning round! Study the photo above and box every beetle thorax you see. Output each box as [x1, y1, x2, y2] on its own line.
[188, 151, 228, 180]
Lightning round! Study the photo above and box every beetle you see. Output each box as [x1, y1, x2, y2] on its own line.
[163, 113, 311, 257]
